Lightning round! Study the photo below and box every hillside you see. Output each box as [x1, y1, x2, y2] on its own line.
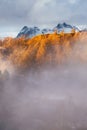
[0, 31, 87, 73]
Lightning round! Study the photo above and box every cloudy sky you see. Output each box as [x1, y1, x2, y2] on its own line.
[0, 0, 87, 37]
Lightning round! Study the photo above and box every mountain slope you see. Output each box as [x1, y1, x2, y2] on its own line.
[1, 31, 87, 72]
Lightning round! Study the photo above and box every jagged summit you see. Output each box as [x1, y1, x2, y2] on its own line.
[17, 22, 79, 38]
[22, 26, 28, 30]
[17, 26, 40, 38]
[56, 22, 72, 29]
[54, 22, 79, 33]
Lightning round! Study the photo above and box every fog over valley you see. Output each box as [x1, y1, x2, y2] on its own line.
[0, 31, 87, 130]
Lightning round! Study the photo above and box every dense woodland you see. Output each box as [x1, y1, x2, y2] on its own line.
[0, 31, 87, 73]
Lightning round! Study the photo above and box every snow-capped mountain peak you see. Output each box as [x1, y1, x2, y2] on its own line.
[17, 22, 79, 38]
[54, 22, 79, 33]
[20, 26, 29, 33]
[56, 22, 72, 29]
[17, 26, 41, 38]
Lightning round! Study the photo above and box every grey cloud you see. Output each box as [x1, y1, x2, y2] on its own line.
[0, 0, 87, 29]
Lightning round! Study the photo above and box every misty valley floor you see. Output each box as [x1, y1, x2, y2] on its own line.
[0, 32, 87, 130]
[0, 65, 87, 130]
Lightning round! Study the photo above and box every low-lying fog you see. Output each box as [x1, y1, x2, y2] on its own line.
[0, 64, 87, 130]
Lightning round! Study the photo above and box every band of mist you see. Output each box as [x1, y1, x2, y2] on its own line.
[0, 31, 87, 130]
